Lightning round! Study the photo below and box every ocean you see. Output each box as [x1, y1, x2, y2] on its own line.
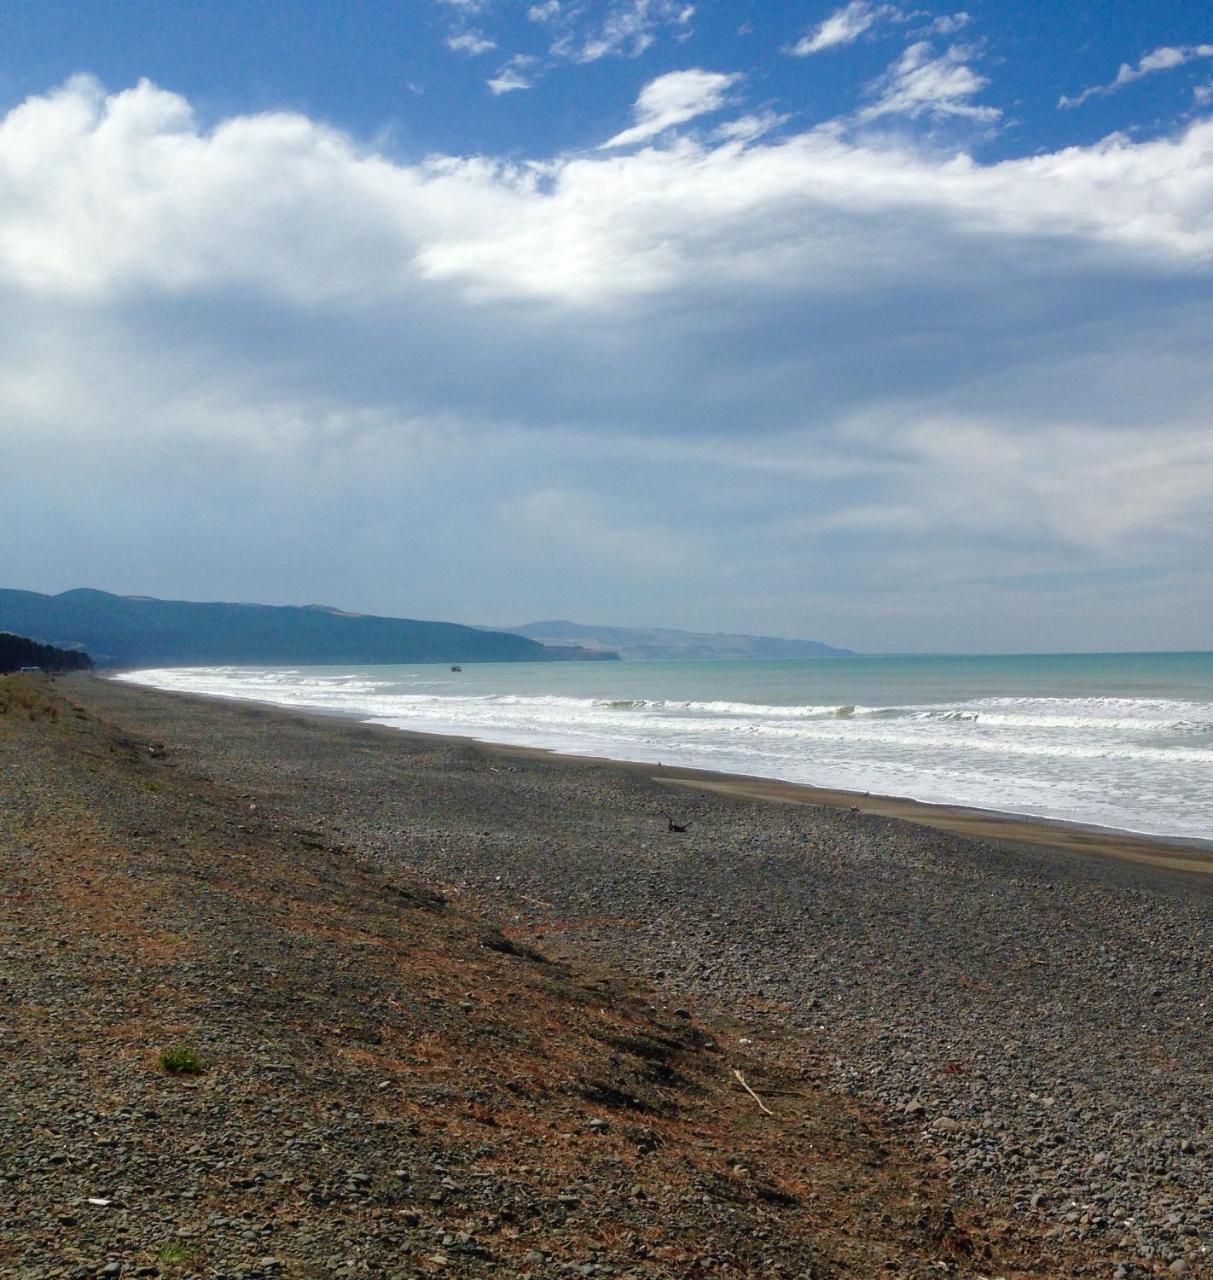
[116, 651, 1213, 841]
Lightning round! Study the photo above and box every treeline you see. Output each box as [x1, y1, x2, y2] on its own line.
[0, 632, 92, 674]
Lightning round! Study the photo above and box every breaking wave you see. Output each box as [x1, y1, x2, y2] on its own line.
[115, 660, 1213, 840]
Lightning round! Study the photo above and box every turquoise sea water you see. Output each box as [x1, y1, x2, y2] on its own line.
[118, 651, 1213, 840]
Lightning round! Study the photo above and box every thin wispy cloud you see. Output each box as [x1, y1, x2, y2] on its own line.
[857, 41, 998, 124]
[487, 55, 537, 94]
[487, 67, 532, 93]
[923, 12, 970, 37]
[553, 0, 695, 64]
[447, 32, 496, 55]
[1061, 43, 1213, 108]
[712, 109, 788, 143]
[601, 69, 740, 148]
[787, 1, 902, 57]
[451, 1, 698, 99]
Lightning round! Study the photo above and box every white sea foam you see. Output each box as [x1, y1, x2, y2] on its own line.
[114, 660, 1213, 840]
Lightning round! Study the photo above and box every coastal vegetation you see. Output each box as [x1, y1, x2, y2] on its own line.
[0, 630, 92, 674]
[0, 679, 60, 722]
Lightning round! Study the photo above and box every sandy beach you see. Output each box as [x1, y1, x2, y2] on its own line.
[4, 673, 1211, 1277]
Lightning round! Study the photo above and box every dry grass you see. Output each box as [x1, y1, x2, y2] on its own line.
[0, 675, 59, 720]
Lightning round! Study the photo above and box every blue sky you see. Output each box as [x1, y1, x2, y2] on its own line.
[2, 1, 1212, 651]
[3, 2, 1210, 158]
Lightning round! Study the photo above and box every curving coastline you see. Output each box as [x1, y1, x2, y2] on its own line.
[112, 668, 1213, 876]
[110, 655, 1213, 844]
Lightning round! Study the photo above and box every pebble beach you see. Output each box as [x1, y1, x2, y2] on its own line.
[4, 673, 1211, 1278]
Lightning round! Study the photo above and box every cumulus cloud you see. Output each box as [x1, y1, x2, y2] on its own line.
[856, 41, 998, 123]
[600, 69, 741, 149]
[1061, 44, 1213, 109]
[787, 1, 902, 57]
[4, 75, 1213, 312]
[3, 76, 1213, 647]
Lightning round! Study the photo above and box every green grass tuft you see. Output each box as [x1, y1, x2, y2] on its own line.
[157, 1242, 194, 1263]
[158, 1044, 205, 1075]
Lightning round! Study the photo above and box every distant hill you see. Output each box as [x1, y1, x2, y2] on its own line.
[0, 590, 616, 668]
[0, 632, 92, 674]
[509, 620, 855, 661]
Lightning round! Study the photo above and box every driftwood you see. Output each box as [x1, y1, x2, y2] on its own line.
[517, 892, 553, 908]
[732, 1069, 774, 1116]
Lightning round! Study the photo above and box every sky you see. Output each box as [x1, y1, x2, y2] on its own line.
[1, 1, 1212, 653]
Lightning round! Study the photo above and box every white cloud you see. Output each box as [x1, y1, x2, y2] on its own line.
[5, 75, 1213, 313]
[4, 76, 1213, 647]
[447, 32, 496, 55]
[857, 41, 998, 123]
[1061, 44, 1213, 109]
[836, 413, 1213, 552]
[1196, 82, 1213, 107]
[487, 68, 532, 93]
[788, 1, 902, 57]
[926, 12, 972, 36]
[565, 0, 694, 63]
[924, 12, 970, 37]
[601, 69, 741, 149]
[528, 0, 560, 20]
[712, 109, 788, 143]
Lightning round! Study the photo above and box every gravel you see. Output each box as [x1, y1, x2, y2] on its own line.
[33, 674, 1213, 1276]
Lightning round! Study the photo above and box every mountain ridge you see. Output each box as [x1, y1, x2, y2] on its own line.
[507, 619, 855, 661]
[0, 589, 616, 667]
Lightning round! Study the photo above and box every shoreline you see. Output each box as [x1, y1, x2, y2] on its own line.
[37, 672, 1213, 1273]
[108, 674, 1213, 880]
[10, 670, 1025, 1278]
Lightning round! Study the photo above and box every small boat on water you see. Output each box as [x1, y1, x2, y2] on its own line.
[450, 664, 462, 672]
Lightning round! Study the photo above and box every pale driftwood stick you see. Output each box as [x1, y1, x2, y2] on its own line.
[516, 893, 553, 908]
[732, 1069, 774, 1116]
